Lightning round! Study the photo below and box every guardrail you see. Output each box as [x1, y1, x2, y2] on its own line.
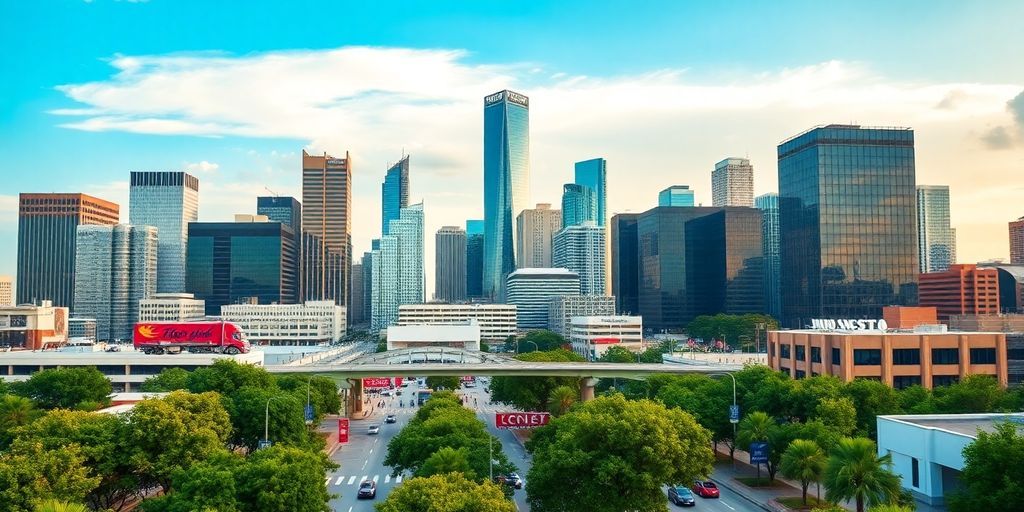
[284, 343, 365, 366]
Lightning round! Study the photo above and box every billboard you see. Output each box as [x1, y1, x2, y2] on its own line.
[495, 412, 551, 429]
[338, 418, 349, 443]
[362, 377, 393, 388]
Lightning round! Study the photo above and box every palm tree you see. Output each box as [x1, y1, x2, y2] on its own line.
[547, 385, 577, 416]
[780, 439, 826, 505]
[823, 437, 902, 512]
[0, 394, 40, 447]
[737, 411, 773, 482]
[33, 500, 89, 512]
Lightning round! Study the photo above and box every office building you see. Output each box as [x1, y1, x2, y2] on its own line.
[882, 306, 939, 330]
[139, 293, 206, 322]
[561, 183, 597, 228]
[1011, 217, 1024, 265]
[360, 251, 373, 323]
[349, 263, 365, 325]
[186, 219, 298, 315]
[129, 172, 199, 293]
[73, 224, 158, 341]
[0, 276, 12, 306]
[548, 295, 616, 336]
[947, 313, 1024, 333]
[257, 196, 301, 234]
[386, 322, 480, 351]
[483, 90, 530, 300]
[398, 303, 517, 341]
[658, 186, 695, 207]
[68, 317, 97, 342]
[574, 158, 607, 226]
[756, 193, 781, 319]
[712, 157, 754, 207]
[221, 300, 346, 346]
[570, 316, 643, 361]
[465, 220, 484, 299]
[506, 268, 580, 329]
[17, 193, 120, 308]
[371, 204, 424, 330]
[919, 264, 1000, 322]
[301, 150, 352, 306]
[516, 204, 562, 268]
[611, 214, 639, 315]
[768, 327, 1007, 388]
[0, 301, 69, 350]
[779, 125, 918, 326]
[917, 185, 954, 273]
[553, 221, 606, 295]
[435, 226, 467, 302]
[382, 155, 410, 234]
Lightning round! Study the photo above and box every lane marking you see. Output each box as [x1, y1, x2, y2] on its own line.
[396, 474, 403, 483]
[373, 475, 379, 483]
[385, 474, 391, 483]
[361, 460, 368, 470]
[369, 449, 373, 454]
[347, 475, 356, 485]
[335, 476, 344, 485]
[720, 500, 736, 511]
[360, 475, 368, 483]
[324, 477, 330, 485]
[347, 508, 352, 512]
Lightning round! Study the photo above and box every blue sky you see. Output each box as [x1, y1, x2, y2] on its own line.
[2, 0, 1023, 290]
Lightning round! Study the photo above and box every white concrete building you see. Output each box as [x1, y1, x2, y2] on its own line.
[548, 295, 616, 336]
[877, 413, 1024, 508]
[139, 292, 206, 322]
[0, 301, 69, 350]
[386, 322, 481, 351]
[0, 275, 12, 307]
[712, 157, 754, 207]
[570, 315, 643, 361]
[398, 303, 517, 341]
[220, 300, 346, 346]
[506, 268, 580, 330]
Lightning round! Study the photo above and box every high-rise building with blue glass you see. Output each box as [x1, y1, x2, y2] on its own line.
[917, 185, 954, 273]
[561, 184, 596, 228]
[483, 90, 530, 300]
[371, 203, 424, 330]
[257, 196, 301, 234]
[658, 186, 695, 207]
[756, 193, 781, 320]
[574, 158, 607, 226]
[779, 125, 918, 326]
[465, 220, 484, 299]
[382, 156, 410, 235]
[130, 172, 199, 293]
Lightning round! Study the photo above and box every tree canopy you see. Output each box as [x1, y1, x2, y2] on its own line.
[597, 345, 638, 363]
[686, 313, 778, 349]
[426, 376, 461, 391]
[947, 422, 1024, 512]
[823, 437, 901, 512]
[0, 441, 100, 512]
[139, 367, 190, 392]
[488, 349, 584, 412]
[9, 367, 112, 410]
[374, 472, 516, 512]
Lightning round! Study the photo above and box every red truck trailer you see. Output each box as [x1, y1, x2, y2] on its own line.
[133, 321, 250, 355]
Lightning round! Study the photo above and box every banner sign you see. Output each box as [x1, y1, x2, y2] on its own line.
[338, 418, 349, 443]
[362, 377, 393, 389]
[729, 405, 740, 424]
[461, 376, 475, 382]
[495, 412, 551, 429]
[749, 442, 770, 464]
[809, 319, 888, 331]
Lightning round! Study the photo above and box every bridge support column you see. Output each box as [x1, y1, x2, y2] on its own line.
[580, 377, 598, 402]
[346, 378, 365, 419]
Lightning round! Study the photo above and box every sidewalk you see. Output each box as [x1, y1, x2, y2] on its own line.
[711, 446, 855, 511]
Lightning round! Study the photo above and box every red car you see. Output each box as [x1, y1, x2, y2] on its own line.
[692, 480, 720, 498]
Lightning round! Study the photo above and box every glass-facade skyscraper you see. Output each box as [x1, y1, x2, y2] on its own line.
[257, 196, 301, 234]
[574, 158, 607, 226]
[371, 204, 424, 330]
[658, 186, 695, 207]
[435, 226, 467, 302]
[561, 183, 596, 228]
[553, 221, 606, 295]
[129, 172, 199, 294]
[301, 150, 351, 307]
[382, 155, 410, 235]
[916, 185, 955, 273]
[483, 90, 530, 300]
[465, 220, 484, 299]
[611, 213, 639, 315]
[779, 125, 918, 326]
[755, 193, 781, 320]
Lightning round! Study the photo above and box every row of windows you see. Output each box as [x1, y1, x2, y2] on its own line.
[778, 346, 997, 366]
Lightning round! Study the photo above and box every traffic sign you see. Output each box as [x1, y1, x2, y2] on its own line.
[729, 405, 740, 424]
[338, 418, 350, 443]
[749, 442, 769, 464]
[304, 404, 314, 422]
[258, 440, 272, 450]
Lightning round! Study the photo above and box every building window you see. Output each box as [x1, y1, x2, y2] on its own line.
[893, 375, 922, 389]
[831, 347, 841, 365]
[853, 349, 881, 366]
[933, 375, 959, 387]
[892, 348, 921, 365]
[795, 369, 806, 379]
[970, 348, 997, 365]
[911, 457, 919, 488]
[795, 345, 806, 361]
[932, 348, 959, 365]
[780, 367, 790, 375]
[810, 347, 821, 363]
[780, 344, 791, 359]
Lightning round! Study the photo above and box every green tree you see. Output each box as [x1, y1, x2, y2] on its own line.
[547, 385, 577, 417]
[375, 473, 516, 512]
[638, 347, 663, 363]
[787, 374, 844, 422]
[780, 439, 827, 505]
[737, 411, 773, 481]
[735, 365, 793, 420]
[0, 394, 43, 449]
[489, 349, 584, 412]
[139, 368, 190, 392]
[426, 376, 462, 391]
[947, 422, 1024, 512]
[376, 340, 388, 353]
[276, 375, 342, 420]
[597, 345, 638, 363]
[236, 445, 335, 512]
[186, 359, 275, 395]
[419, 447, 476, 479]
[525, 394, 713, 512]
[934, 375, 1007, 414]
[842, 379, 902, 438]
[657, 375, 735, 459]
[823, 437, 901, 512]
[813, 397, 858, 437]
[0, 441, 100, 512]
[32, 501, 89, 512]
[897, 385, 936, 414]
[10, 367, 112, 410]
[225, 387, 311, 452]
[138, 452, 241, 512]
[519, 330, 567, 352]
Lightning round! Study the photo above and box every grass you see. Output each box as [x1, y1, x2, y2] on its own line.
[775, 496, 830, 510]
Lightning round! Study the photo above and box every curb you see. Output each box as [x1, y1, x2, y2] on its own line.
[708, 475, 774, 512]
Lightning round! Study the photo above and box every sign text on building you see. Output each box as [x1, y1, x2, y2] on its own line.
[495, 412, 551, 429]
[362, 377, 393, 389]
[809, 319, 888, 331]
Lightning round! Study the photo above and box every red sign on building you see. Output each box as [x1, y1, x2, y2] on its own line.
[338, 418, 349, 443]
[362, 377, 393, 388]
[495, 412, 551, 429]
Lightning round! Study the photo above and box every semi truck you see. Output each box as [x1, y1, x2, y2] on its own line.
[133, 321, 250, 355]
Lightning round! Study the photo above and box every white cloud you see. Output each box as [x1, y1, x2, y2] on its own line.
[184, 160, 219, 174]
[50, 46, 1024, 273]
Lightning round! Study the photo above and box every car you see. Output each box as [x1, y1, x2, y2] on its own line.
[668, 486, 696, 506]
[396, 389, 403, 396]
[692, 480, 720, 498]
[357, 480, 377, 499]
[503, 473, 523, 489]
[385, 414, 397, 424]
[401, 381, 409, 387]
[367, 425, 380, 435]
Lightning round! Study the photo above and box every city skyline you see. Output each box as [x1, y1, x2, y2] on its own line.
[3, 2, 1024, 296]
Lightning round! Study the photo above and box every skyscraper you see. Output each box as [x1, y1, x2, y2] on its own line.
[561, 184, 597, 228]
[257, 196, 301, 234]
[17, 193, 120, 307]
[756, 193, 781, 320]
[349, 263, 364, 324]
[1010, 217, 1024, 265]
[553, 222, 606, 296]
[465, 220, 484, 299]
[506, 268, 580, 329]
[382, 155, 410, 234]
[611, 213, 639, 315]
[658, 186, 695, 207]
[73, 224, 157, 341]
[574, 158, 607, 226]
[779, 125, 918, 326]
[712, 158, 754, 207]
[129, 172, 199, 293]
[371, 204, 424, 330]
[301, 150, 352, 306]
[483, 90, 530, 299]
[435, 226, 467, 302]
[0, 276, 11, 306]
[916, 185, 954, 273]
[360, 251, 373, 323]
[516, 204, 562, 268]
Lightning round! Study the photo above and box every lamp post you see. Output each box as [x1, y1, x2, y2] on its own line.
[305, 373, 334, 425]
[518, 339, 539, 354]
[262, 395, 287, 449]
[708, 372, 738, 463]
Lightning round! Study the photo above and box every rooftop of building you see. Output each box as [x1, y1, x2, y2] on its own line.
[0, 350, 264, 365]
[773, 328, 1000, 336]
[508, 268, 579, 277]
[879, 413, 1024, 439]
[779, 124, 913, 146]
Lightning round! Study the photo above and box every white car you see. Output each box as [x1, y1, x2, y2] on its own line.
[367, 425, 380, 435]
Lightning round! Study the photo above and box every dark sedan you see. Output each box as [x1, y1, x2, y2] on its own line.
[357, 480, 376, 499]
[668, 486, 696, 506]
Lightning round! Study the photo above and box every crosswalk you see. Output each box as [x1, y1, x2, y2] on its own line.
[325, 474, 404, 487]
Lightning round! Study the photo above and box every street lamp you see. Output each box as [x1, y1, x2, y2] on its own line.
[305, 373, 335, 425]
[517, 339, 538, 354]
[262, 395, 287, 449]
[707, 372, 739, 462]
